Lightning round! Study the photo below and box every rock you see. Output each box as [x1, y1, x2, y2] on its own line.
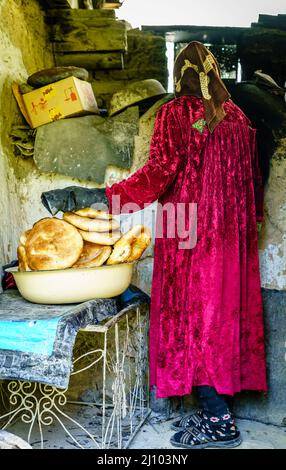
[132, 257, 154, 296]
[108, 79, 167, 116]
[131, 94, 174, 173]
[27, 66, 89, 87]
[34, 107, 139, 183]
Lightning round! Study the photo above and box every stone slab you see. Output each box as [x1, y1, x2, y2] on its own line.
[34, 107, 139, 183]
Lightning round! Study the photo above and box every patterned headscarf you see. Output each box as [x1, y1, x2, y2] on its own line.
[173, 41, 231, 133]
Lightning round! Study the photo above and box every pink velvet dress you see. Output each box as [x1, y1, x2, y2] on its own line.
[106, 95, 267, 398]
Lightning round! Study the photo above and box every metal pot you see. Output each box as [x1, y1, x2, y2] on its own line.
[6, 263, 134, 305]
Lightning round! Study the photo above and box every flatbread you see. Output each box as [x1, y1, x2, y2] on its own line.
[73, 244, 112, 268]
[78, 229, 121, 245]
[63, 211, 119, 232]
[75, 208, 113, 220]
[25, 218, 83, 270]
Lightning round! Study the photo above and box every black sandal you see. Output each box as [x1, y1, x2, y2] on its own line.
[170, 423, 242, 449]
[170, 410, 203, 431]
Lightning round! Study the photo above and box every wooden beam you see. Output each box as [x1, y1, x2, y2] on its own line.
[55, 51, 124, 69]
[51, 17, 127, 52]
[45, 8, 115, 21]
[103, 2, 122, 8]
[142, 25, 249, 45]
[40, 0, 73, 8]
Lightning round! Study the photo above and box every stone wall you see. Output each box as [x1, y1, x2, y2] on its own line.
[233, 137, 286, 426]
[259, 139, 286, 290]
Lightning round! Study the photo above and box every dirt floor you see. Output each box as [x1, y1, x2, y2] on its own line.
[130, 415, 286, 449]
[4, 405, 286, 449]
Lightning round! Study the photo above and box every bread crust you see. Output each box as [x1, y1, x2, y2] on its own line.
[106, 239, 131, 265]
[78, 229, 121, 245]
[106, 225, 151, 265]
[17, 245, 30, 272]
[73, 245, 112, 268]
[63, 211, 119, 232]
[127, 229, 151, 262]
[75, 208, 113, 220]
[19, 229, 32, 247]
[71, 241, 103, 265]
[25, 218, 83, 271]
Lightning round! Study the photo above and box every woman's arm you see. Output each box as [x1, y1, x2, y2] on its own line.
[106, 103, 186, 214]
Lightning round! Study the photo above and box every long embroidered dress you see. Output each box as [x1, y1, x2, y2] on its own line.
[106, 95, 267, 398]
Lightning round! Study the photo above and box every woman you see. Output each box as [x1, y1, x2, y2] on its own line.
[42, 42, 267, 449]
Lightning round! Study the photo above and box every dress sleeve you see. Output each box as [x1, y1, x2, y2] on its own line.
[105, 104, 185, 214]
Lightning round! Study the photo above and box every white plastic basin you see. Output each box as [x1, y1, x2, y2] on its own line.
[6, 263, 134, 305]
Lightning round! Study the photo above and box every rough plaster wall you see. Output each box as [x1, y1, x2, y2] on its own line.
[0, 0, 129, 291]
[0, 0, 164, 299]
[259, 139, 286, 290]
[0, 0, 53, 284]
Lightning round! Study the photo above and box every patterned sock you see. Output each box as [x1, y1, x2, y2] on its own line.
[196, 412, 239, 441]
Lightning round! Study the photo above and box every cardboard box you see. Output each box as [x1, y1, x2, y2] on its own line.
[22, 76, 99, 128]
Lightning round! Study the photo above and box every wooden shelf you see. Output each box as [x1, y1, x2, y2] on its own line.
[103, 1, 122, 9]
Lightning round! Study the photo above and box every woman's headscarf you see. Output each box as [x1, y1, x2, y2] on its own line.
[173, 41, 231, 133]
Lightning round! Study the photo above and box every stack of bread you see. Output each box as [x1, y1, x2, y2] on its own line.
[17, 208, 151, 272]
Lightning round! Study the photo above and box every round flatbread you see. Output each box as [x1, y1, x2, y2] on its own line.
[19, 229, 32, 247]
[63, 211, 119, 232]
[17, 245, 30, 272]
[127, 229, 151, 262]
[73, 244, 112, 268]
[106, 239, 131, 265]
[75, 208, 113, 220]
[107, 225, 151, 265]
[25, 218, 83, 271]
[72, 241, 103, 265]
[78, 229, 121, 245]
